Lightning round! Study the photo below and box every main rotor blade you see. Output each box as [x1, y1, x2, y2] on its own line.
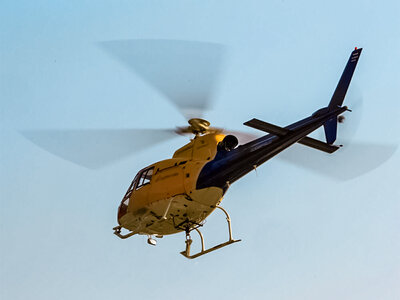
[278, 142, 397, 181]
[100, 39, 226, 119]
[22, 129, 177, 169]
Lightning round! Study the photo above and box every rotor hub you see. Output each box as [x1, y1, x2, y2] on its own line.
[176, 118, 216, 135]
[188, 118, 210, 134]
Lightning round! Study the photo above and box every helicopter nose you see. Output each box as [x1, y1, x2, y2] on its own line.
[117, 200, 129, 223]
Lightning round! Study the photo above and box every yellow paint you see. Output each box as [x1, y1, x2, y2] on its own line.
[173, 132, 225, 160]
[118, 133, 226, 236]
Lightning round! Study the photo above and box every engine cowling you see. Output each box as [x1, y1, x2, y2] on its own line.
[218, 135, 239, 151]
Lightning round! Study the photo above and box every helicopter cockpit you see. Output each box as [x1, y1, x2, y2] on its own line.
[118, 167, 154, 221]
[135, 167, 154, 190]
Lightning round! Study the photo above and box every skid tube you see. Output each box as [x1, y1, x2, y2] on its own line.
[113, 226, 137, 239]
[180, 206, 241, 259]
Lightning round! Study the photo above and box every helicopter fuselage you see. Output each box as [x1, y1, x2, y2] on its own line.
[117, 105, 347, 237]
[117, 133, 226, 236]
[110, 46, 362, 258]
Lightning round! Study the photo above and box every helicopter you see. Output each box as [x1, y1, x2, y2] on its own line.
[22, 40, 367, 259]
[111, 45, 363, 259]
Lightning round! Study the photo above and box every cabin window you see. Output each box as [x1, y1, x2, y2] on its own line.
[121, 173, 138, 202]
[118, 198, 129, 219]
[136, 167, 154, 189]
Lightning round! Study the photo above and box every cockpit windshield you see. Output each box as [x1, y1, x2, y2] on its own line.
[119, 167, 155, 220]
[135, 167, 154, 190]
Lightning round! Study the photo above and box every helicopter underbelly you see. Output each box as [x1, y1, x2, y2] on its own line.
[120, 187, 224, 236]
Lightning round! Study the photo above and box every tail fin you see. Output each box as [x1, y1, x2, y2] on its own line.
[324, 47, 363, 144]
[329, 47, 363, 109]
[324, 117, 338, 144]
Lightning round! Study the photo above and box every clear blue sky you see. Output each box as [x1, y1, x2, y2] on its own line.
[1, 1, 399, 299]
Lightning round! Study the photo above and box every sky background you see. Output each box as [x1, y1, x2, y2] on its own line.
[1, 1, 399, 299]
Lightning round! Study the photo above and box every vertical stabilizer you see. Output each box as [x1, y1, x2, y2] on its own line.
[328, 48, 363, 109]
[324, 47, 362, 144]
[324, 118, 338, 144]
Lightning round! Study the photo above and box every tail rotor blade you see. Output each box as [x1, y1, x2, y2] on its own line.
[337, 88, 364, 142]
[279, 142, 397, 181]
[278, 88, 393, 181]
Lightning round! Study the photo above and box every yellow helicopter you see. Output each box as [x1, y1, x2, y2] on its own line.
[108, 41, 363, 258]
[23, 40, 363, 259]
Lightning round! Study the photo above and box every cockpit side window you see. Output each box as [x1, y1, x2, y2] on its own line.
[136, 167, 154, 190]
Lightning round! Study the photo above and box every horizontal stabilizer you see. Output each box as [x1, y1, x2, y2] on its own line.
[244, 118, 340, 154]
[244, 118, 288, 136]
[299, 134, 340, 153]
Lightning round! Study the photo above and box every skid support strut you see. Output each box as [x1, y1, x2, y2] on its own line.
[180, 205, 241, 259]
[113, 226, 137, 239]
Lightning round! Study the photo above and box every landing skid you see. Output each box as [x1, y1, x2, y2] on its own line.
[113, 226, 137, 239]
[180, 206, 241, 259]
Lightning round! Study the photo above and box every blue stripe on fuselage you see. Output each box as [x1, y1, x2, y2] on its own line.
[196, 106, 346, 192]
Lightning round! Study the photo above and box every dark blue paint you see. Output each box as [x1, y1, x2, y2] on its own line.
[197, 106, 347, 191]
[324, 117, 338, 144]
[196, 48, 362, 192]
